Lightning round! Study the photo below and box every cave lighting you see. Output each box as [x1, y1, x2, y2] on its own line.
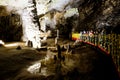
[27, 62, 41, 74]
[5, 43, 19, 47]
[0, 40, 5, 45]
[21, 0, 42, 48]
[4, 42, 24, 47]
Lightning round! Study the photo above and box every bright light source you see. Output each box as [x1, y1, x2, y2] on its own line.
[0, 40, 5, 45]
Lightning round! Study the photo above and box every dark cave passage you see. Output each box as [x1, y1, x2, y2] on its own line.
[0, 13, 22, 42]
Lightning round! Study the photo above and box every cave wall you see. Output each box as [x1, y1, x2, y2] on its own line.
[76, 0, 120, 33]
[0, 6, 22, 42]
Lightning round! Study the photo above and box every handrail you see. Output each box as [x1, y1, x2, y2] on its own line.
[72, 33, 120, 54]
[72, 33, 120, 72]
[72, 37, 109, 54]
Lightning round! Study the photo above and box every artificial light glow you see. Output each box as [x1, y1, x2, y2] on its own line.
[64, 8, 79, 18]
[27, 62, 41, 74]
[21, 0, 42, 48]
[0, 40, 5, 45]
[36, 4, 47, 15]
[47, 0, 71, 11]
[4, 42, 25, 47]
[0, 0, 81, 48]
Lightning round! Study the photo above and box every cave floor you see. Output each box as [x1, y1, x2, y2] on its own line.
[0, 38, 119, 80]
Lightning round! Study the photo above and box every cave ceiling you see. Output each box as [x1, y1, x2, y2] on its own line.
[77, 0, 120, 32]
[0, 0, 120, 33]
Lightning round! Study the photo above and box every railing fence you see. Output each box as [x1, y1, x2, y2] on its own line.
[79, 33, 120, 72]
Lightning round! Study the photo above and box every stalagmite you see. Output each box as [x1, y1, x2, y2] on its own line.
[22, 0, 42, 48]
[55, 29, 59, 45]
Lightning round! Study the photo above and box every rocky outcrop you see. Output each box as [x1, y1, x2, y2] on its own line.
[76, 0, 120, 33]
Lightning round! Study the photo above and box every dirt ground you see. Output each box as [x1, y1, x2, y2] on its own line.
[0, 38, 119, 80]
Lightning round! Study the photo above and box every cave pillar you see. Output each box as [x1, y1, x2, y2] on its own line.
[22, 0, 42, 48]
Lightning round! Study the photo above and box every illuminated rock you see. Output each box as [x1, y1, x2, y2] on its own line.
[27, 62, 41, 74]
[0, 40, 5, 47]
[22, 0, 42, 48]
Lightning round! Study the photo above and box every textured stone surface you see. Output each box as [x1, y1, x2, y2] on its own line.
[77, 0, 120, 33]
